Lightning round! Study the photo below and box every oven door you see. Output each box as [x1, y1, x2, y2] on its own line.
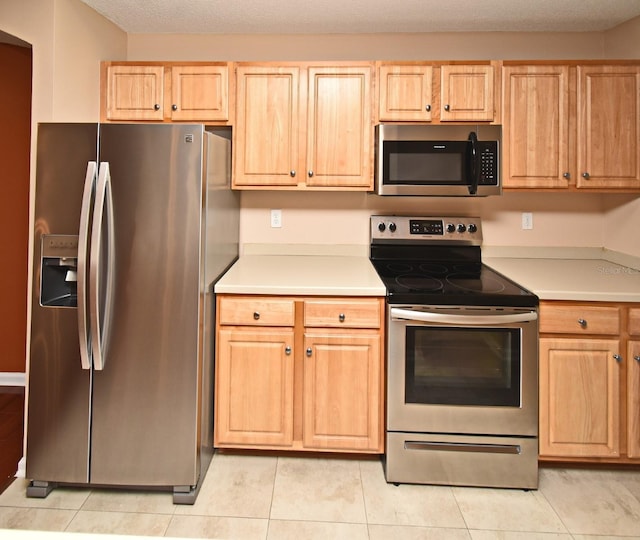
[387, 305, 538, 436]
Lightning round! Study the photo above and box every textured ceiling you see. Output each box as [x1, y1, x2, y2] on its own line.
[80, 0, 640, 34]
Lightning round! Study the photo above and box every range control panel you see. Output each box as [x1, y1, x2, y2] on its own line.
[371, 215, 482, 245]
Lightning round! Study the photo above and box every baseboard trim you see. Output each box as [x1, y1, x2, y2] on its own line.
[0, 372, 26, 386]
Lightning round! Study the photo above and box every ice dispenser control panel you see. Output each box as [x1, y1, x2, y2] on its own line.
[40, 234, 79, 307]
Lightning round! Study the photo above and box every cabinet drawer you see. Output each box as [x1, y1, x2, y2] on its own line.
[539, 303, 620, 335]
[219, 297, 295, 326]
[304, 299, 381, 328]
[629, 308, 640, 337]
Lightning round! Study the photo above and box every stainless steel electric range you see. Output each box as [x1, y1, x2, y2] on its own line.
[370, 215, 539, 489]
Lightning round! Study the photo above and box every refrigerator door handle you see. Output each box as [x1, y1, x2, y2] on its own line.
[89, 161, 115, 371]
[77, 161, 97, 370]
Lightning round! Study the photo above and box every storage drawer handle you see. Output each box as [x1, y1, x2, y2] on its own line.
[339, 313, 345, 322]
[404, 441, 521, 455]
[577, 318, 587, 328]
[253, 311, 260, 320]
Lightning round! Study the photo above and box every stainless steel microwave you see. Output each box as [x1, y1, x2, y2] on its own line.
[376, 124, 502, 197]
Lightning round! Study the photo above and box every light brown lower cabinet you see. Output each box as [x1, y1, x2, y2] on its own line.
[214, 295, 385, 453]
[539, 301, 640, 463]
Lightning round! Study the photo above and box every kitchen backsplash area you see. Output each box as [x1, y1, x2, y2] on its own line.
[239, 190, 640, 259]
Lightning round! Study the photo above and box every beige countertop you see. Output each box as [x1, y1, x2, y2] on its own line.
[214, 254, 386, 296]
[484, 256, 640, 302]
[214, 245, 640, 302]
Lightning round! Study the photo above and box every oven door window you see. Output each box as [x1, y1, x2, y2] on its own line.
[405, 326, 521, 407]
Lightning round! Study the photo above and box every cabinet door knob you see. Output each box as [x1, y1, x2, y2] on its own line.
[253, 311, 260, 320]
[285, 346, 291, 355]
[634, 355, 640, 362]
[577, 318, 587, 328]
[290, 170, 296, 177]
[172, 104, 178, 111]
[613, 354, 623, 363]
[339, 313, 346, 322]
[563, 172, 570, 179]
[582, 172, 590, 179]
[425, 104, 431, 112]
[306, 347, 312, 357]
[444, 104, 450, 111]
[308, 170, 314, 178]
[154, 104, 160, 111]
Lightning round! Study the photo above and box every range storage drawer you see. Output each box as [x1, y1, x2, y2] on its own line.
[303, 298, 382, 328]
[539, 303, 620, 335]
[218, 297, 295, 326]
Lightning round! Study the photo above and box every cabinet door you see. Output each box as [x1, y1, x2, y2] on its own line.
[302, 332, 382, 452]
[170, 65, 229, 121]
[378, 65, 433, 121]
[440, 65, 495, 122]
[577, 66, 640, 189]
[215, 328, 295, 447]
[306, 66, 373, 189]
[234, 66, 302, 187]
[628, 340, 640, 458]
[502, 65, 570, 188]
[539, 338, 621, 457]
[105, 65, 164, 121]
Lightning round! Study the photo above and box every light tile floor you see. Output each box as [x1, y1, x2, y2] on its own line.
[1, 453, 639, 539]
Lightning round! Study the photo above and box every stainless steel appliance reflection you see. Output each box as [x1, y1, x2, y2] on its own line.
[370, 215, 539, 489]
[26, 123, 239, 504]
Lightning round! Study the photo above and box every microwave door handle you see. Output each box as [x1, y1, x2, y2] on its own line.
[467, 131, 478, 195]
[390, 307, 538, 325]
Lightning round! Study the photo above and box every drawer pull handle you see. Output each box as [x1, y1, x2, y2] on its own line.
[285, 346, 291, 355]
[306, 347, 312, 357]
[339, 313, 345, 322]
[613, 354, 623, 363]
[253, 311, 260, 320]
[577, 318, 587, 328]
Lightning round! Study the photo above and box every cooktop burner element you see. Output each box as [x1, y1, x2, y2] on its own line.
[369, 215, 538, 307]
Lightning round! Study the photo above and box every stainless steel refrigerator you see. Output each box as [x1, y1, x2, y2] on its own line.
[26, 123, 239, 503]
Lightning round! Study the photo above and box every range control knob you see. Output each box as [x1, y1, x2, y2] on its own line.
[457, 223, 467, 233]
[468, 223, 478, 233]
[388, 222, 397, 232]
[446, 223, 455, 233]
[377, 222, 386, 232]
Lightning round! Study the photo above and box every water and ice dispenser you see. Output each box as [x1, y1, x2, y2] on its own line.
[40, 234, 79, 307]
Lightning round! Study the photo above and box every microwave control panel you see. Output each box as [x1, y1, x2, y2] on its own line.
[478, 142, 499, 186]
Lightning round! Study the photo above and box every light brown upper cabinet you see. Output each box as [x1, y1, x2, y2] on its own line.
[440, 65, 495, 122]
[577, 65, 640, 190]
[233, 62, 373, 190]
[502, 62, 640, 191]
[101, 62, 231, 123]
[502, 65, 571, 189]
[378, 64, 434, 122]
[377, 62, 498, 123]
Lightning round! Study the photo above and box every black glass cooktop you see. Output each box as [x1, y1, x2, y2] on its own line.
[370, 255, 538, 307]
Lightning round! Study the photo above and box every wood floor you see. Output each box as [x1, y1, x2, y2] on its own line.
[0, 388, 24, 494]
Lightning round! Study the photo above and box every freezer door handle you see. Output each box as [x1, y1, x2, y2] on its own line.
[89, 162, 115, 371]
[77, 161, 97, 370]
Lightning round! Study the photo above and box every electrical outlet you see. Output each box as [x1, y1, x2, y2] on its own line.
[521, 212, 533, 230]
[270, 209, 282, 228]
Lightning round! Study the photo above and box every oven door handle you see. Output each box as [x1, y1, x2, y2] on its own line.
[390, 307, 538, 325]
